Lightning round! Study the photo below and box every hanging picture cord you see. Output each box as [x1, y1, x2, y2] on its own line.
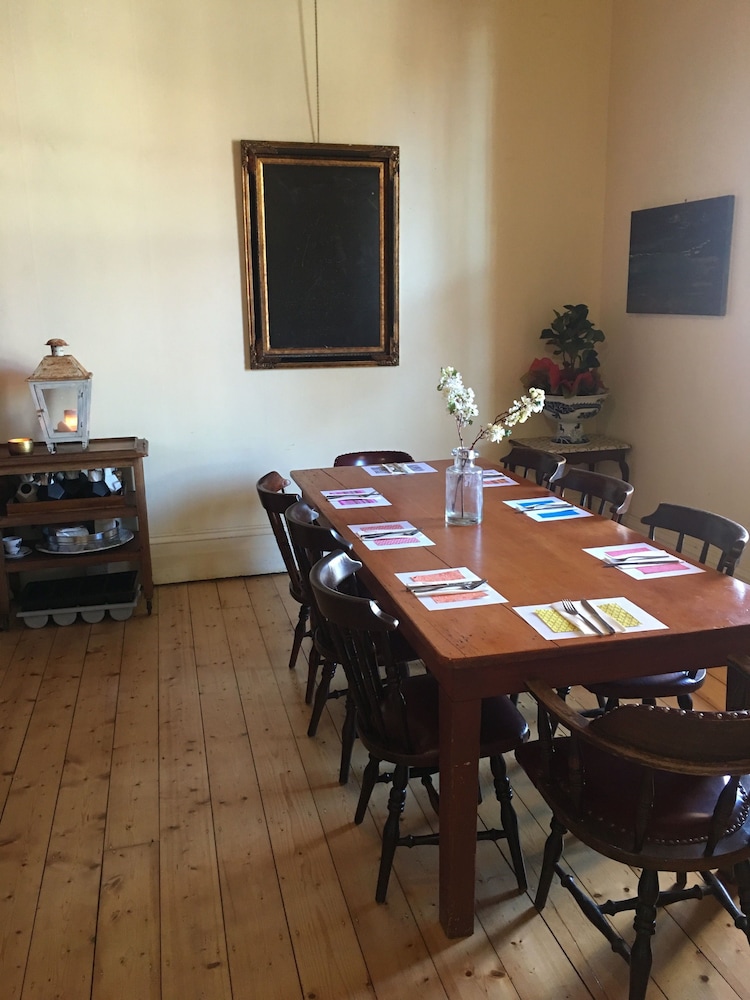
[314, 0, 320, 141]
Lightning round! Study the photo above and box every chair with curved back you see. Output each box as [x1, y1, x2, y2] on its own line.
[516, 675, 750, 1000]
[255, 472, 308, 672]
[286, 502, 421, 784]
[586, 503, 749, 713]
[284, 500, 353, 732]
[642, 502, 749, 574]
[501, 444, 566, 487]
[333, 450, 414, 467]
[310, 549, 529, 903]
[553, 466, 634, 522]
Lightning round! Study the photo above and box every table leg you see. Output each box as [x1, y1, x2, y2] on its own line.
[438, 687, 482, 937]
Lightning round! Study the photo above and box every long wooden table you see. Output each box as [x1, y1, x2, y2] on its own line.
[291, 460, 750, 938]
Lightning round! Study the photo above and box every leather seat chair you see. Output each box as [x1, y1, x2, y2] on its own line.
[516, 675, 750, 1000]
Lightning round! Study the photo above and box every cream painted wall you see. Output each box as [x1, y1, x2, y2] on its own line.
[1, 0, 611, 582]
[601, 1, 750, 547]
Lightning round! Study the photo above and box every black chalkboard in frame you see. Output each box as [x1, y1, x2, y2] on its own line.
[241, 140, 399, 369]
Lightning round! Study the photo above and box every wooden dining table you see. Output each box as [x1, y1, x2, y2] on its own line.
[291, 459, 750, 938]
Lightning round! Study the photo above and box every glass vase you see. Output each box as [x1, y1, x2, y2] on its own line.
[445, 448, 483, 526]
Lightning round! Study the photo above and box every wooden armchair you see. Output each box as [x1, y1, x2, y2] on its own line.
[333, 450, 413, 467]
[255, 471, 308, 671]
[553, 466, 634, 522]
[586, 503, 749, 713]
[501, 445, 565, 487]
[516, 674, 750, 1000]
[310, 550, 528, 903]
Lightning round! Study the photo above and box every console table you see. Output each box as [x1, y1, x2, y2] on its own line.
[509, 434, 631, 481]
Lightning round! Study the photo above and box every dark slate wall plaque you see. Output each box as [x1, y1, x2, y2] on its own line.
[626, 195, 734, 316]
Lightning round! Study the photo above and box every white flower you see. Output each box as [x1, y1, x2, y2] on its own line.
[438, 367, 544, 449]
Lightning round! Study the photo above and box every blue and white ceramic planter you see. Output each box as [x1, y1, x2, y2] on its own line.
[542, 392, 609, 444]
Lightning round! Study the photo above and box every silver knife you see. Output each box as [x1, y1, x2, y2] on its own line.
[515, 501, 570, 512]
[581, 599, 615, 634]
[360, 528, 420, 539]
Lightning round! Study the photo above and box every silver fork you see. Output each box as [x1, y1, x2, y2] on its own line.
[408, 578, 487, 594]
[561, 599, 604, 634]
[360, 527, 420, 539]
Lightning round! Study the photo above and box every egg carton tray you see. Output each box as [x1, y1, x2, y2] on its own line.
[16, 571, 140, 627]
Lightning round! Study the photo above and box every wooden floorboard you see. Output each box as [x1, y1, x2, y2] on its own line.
[0, 574, 747, 1000]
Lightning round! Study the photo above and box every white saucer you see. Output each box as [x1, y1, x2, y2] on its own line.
[5, 545, 31, 560]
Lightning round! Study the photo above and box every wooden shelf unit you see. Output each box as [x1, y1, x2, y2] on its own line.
[0, 436, 153, 628]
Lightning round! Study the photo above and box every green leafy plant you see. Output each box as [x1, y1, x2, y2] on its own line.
[522, 303, 607, 397]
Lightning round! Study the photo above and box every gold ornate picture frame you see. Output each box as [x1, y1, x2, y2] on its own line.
[241, 140, 399, 369]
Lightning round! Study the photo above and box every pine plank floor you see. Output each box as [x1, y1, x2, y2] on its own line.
[0, 574, 748, 1000]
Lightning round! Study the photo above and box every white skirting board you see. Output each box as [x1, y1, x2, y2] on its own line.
[150, 525, 285, 584]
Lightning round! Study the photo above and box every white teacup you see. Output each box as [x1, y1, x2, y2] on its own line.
[3, 536, 23, 556]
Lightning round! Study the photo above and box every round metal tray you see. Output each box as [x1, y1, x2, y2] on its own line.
[35, 527, 134, 555]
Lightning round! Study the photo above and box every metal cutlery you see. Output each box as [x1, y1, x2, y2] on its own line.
[516, 501, 570, 512]
[408, 578, 487, 594]
[604, 553, 681, 567]
[581, 599, 616, 634]
[360, 527, 420, 539]
[561, 599, 606, 635]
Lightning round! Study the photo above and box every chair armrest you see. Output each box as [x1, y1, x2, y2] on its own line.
[524, 678, 592, 736]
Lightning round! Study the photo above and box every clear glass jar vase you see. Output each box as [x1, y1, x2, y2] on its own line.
[445, 448, 483, 526]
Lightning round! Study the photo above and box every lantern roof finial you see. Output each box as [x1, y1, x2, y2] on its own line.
[28, 341, 92, 382]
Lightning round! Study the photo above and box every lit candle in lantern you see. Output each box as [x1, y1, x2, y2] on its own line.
[63, 409, 78, 432]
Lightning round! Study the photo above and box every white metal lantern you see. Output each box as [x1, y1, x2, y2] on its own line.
[28, 339, 93, 453]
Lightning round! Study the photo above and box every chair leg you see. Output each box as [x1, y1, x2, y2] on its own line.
[489, 755, 527, 892]
[376, 763, 409, 903]
[305, 644, 320, 705]
[677, 693, 694, 710]
[734, 859, 750, 944]
[338, 694, 357, 785]
[289, 605, 310, 671]
[307, 658, 337, 736]
[629, 868, 659, 1000]
[355, 754, 381, 824]
[535, 817, 565, 909]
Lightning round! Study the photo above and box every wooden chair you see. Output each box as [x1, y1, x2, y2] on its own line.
[333, 450, 414, 467]
[501, 445, 565, 487]
[552, 466, 634, 522]
[255, 471, 308, 671]
[641, 502, 749, 574]
[516, 676, 750, 1000]
[586, 503, 749, 712]
[310, 549, 529, 903]
[284, 501, 356, 782]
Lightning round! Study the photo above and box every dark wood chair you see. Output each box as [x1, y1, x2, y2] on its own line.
[552, 466, 634, 522]
[255, 472, 308, 671]
[501, 444, 565, 487]
[586, 503, 749, 713]
[310, 549, 529, 903]
[333, 450, 414, 467]
[516, 676, 750, 1000]
[287, 502, 421, 784]
[284, 501, 356, 782]
[641, 502, 749, 574]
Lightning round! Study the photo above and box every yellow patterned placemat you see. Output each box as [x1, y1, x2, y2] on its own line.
[534, 607, 583, 633]
[598, 602, 641, 628]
